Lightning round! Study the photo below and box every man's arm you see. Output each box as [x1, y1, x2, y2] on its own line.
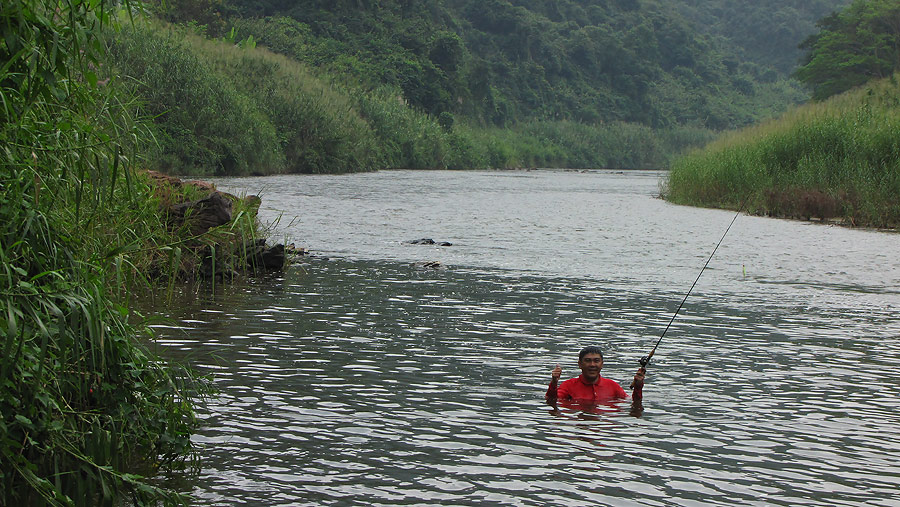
[631, 367, 645, 401]
[545, 364, 562, 400]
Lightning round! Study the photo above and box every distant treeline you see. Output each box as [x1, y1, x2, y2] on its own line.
[673, 0, 849, 76]
[98, 0, 861, 176]
[176, 0, 824, 130]
[107, 20, 715, 175]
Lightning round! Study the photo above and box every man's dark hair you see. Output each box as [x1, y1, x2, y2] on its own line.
[579, 346, 603, 361]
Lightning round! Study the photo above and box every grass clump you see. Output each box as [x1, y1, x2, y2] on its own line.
[665, 75, 900, 228]
[107, 22, 285, 176]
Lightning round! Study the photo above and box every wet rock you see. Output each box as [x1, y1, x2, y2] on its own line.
[169, 191, 233, 237]
[406, 238, 452, 246]
[414, 261, 443, 269]
[261, 243, 285, 270]
[250, 239, 286, 271]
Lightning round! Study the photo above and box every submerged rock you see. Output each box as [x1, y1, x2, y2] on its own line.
[406, 238, 452, 246]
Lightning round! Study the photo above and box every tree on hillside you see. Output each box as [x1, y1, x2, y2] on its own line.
[795, 0, 900, 100]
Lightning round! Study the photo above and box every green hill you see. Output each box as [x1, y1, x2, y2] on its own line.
[110, 0, 855, 175]
[214, 0, 828, 130]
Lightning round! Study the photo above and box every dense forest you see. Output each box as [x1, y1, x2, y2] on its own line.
[116, 0, 853, 175]
[205, 0, 848, 129]
[673, 0, 849, 75]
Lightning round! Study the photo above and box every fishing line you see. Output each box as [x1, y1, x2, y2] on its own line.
[632, 202, 746, 386]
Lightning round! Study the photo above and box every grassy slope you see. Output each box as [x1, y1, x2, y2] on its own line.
[664, 74, 900, 228]
[108, 18, 716, 175]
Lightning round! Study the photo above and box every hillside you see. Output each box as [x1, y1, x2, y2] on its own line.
[116, 0, 857, 175]
[208, 0, 819, 130]
[672, 0, 850, 76]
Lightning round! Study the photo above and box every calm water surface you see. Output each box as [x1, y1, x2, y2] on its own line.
[152, 170, 900, 506]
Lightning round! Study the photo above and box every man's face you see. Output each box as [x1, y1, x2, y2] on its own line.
[578, 353, 603, 379]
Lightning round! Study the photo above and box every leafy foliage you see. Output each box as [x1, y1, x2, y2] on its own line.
[1, 1, 206, 503]
[795, 0, 900, 100]
[673, 0, 850, 76]
[213, 0, 810, 130]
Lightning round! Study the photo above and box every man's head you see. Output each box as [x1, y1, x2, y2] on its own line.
[578, 346, 604, 381]
[578, 346, 603, 361]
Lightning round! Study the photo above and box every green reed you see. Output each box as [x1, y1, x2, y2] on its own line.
[666, 74, 900, 227]
[1, 1, 212, 504]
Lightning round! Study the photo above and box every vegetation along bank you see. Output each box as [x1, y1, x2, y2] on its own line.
[665, 0, 900, 229]
[1, 1, 285, 504]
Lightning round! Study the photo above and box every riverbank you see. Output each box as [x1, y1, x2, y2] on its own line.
[1, 160, 281, 503]
[0, 2, 298, 502]
[663, 74, 900, 229]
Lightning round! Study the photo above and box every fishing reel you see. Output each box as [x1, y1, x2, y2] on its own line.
[630, 355, 651, 389]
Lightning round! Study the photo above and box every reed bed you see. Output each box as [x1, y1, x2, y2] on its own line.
[0, 1, 244, 504]
[665, 75, 900, 228]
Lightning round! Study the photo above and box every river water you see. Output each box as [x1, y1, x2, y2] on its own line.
[151, 170, 900, 506]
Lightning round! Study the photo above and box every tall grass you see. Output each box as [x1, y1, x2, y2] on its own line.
[666, 75, 900, 227]
[107, 22, 285, 176]
[104, 19, 716, 175]
[189, 32, 382, 173]
[2, 1, 208, 504]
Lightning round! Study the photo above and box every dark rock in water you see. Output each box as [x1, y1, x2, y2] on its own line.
[414, 261, 443, 269]
[407, 238, 452, 246]
[169, 191, 233, 236]
[261, 243, 285, 270]
[249, 239, 285, 271]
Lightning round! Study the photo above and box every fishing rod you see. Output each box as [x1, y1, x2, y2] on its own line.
[631, 203, 745, 388]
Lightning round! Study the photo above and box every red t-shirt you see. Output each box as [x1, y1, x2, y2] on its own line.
[550, 375, 630, 402]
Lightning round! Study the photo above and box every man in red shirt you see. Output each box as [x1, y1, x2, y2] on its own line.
[546, 346, 645, 403]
